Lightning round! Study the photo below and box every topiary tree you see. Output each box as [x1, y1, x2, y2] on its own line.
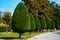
[51, 19, 55, 30]
[29, 13, 35, 34]
[45, 16, 51, 31]
[34, 16, 41, 31]
[54, 19, 60, 30]
[40, 15, 47, 32]
[12, 2, 31, 38]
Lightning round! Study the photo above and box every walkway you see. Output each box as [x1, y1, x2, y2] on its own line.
[27, 31, 60, 40]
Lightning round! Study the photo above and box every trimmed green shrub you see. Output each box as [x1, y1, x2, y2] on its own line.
[40, 15, 47, 29]
[0, 26, 6, 32]
[12, 2, 31, 38]
[45, 16, 51, 29]
[30, 13, 35, 32]
[51, 19, 55, 29]
[34, 16, 41, 31]
[54, 19, 60, 30]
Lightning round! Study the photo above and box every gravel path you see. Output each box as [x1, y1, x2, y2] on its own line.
[27, 31, 60, 40]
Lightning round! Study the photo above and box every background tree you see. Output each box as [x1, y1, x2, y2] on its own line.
[2, 12, 11, 25]
[22, 0, 53, 17]
[12, 2, 31, 38]
[2, 12, 11, 33]
[50, 2, 60, 30]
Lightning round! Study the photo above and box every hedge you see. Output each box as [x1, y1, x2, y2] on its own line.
[0, 26, 10, 32]
[45, 16, 51, 29]
[40, 15, 47, 29]
[30, 13, 35, 31]
[34, 16, 41, 31]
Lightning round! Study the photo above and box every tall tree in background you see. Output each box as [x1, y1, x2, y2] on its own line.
[2, 12, 11, 33]
[50, 2, 60, 29]
[22, 0, 53, 17]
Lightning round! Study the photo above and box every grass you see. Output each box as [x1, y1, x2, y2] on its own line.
[0, 32, 43, 40]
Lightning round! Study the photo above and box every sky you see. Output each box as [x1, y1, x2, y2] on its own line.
[0, 0, 21, 15]
[0, 0, 60, 15]
[50, 0, 60, 5]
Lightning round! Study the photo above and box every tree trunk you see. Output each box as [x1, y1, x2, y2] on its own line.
[29, 32, 31, 34]
[46, 29, 49, 32]
[6, 27, 8, 34]
[19, 33, 21, 39]
[41, 29, 43, 32]
[39, 29, 41, 32]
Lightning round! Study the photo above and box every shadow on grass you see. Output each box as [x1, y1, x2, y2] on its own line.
[0, 37, 24, 39]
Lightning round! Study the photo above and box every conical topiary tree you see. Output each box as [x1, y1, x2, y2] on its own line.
[54, 19, 60, 30]
[51, 19, 55, 30]
[45, 16, 51, 31]
[34, 16, 41, 31]
[12, 2, 31, 38]
[30, 13, 35, 33]
[40, 15, 47, 32]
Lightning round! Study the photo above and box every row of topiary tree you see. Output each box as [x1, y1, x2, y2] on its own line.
[12, 2, 60, 38]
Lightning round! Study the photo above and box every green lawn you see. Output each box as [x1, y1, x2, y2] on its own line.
[0, 32, 42, 40]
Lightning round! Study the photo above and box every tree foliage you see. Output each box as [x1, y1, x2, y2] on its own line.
[30, 13, 35, 31]
[34, 16, 41, 31]
[12, 2, 31, 38]
[22, 0, 53, 17]
[50, 2, 60, 30]
[2, 12, 11, 25]
[45, 16, 51, 29]
[40, 15, 47, 29]
[51, 19, 55, 29]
